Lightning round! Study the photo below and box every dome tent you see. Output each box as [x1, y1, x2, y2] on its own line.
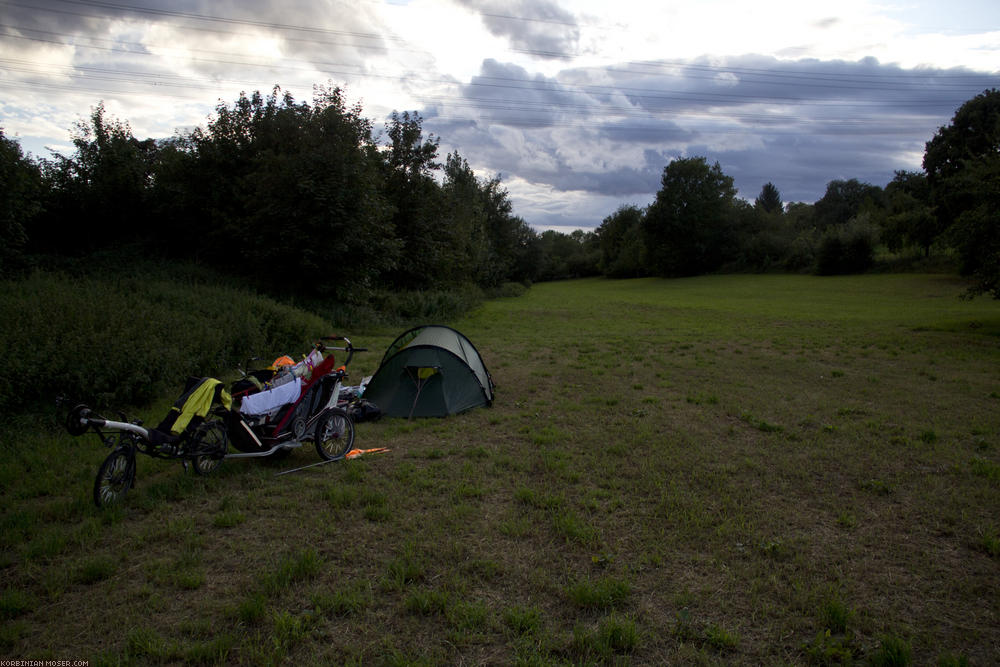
[363, 325, 494, 418]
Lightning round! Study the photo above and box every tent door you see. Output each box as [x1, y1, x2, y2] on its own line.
[404, 366, 440, 420]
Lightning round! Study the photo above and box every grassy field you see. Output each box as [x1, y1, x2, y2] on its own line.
[2, 274, 999, 665]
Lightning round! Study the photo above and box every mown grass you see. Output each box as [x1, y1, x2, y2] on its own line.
[1, 273, 999, 664]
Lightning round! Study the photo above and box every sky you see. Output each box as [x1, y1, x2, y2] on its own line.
[2, 0, 998, 231]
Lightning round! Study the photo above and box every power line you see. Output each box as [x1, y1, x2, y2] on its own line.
[2, 26, 985, 113]
[0, 76, 946, 140]
[0, 54, 956, 132]
[1, 0, 992, 147]
[11, 0, 404, 43]
[6, 0, 996, 85]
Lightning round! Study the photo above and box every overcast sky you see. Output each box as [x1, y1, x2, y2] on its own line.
[2, 0, 998, 230]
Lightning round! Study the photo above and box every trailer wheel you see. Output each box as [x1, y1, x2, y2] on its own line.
[315, 409, 354, 461]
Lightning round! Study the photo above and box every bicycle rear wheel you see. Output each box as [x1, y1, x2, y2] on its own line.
[192, 420, 227, 476]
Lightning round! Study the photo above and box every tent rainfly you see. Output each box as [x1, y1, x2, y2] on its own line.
[362, 325, 494, 418]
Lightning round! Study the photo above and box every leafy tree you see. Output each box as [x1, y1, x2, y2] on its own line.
[184, 88, 297, 267]
[381, 111, 447, 289]
[881, 171, 939, 256]
[536, 229, 600, 281]
[440, 152, 547, 288]
[816, 214, 879, 275]
[0, 129, 42, 275]
[596, 204, 645, 278]
[924, 88, 1000, 297]
[439, 152, 490, 284]
[642, 157, 738, 276]
[36, 103, 156, 253]
[784, 202, 816, 230]
[471, 174, 541, 287]
[813, 178, 883, 230]
[147, 135, 202, 257]
[249, 87, 399, 297]
[385, 110, 440, 178]
[754, 182, 783, 214]
[155, 86, 398, 297]
[505, 215, 543, 285]
[735, 198, 785, 272]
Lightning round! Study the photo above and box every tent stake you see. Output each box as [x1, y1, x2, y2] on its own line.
[275, 455, 343, 476]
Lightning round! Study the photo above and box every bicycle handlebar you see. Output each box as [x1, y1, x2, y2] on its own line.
[318, 336, 365, 367]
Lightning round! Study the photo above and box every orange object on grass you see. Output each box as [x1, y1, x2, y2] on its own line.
[344, 447, 390, 460]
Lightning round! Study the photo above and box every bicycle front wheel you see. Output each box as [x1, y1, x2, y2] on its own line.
[93, 447, 135, 507]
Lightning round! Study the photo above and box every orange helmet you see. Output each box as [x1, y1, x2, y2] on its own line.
[270, 355, 295, 370]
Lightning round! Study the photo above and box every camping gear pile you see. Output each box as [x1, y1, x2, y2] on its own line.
[226, 336, 364, 460]
[65, 326, 494, 506]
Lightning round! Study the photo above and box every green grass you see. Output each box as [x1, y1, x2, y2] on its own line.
[2, 274, 1000, 664]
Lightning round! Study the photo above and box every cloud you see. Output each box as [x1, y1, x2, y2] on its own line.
[4, 0, 395, 83]
[452, 0, 580, 57]
[416, 52, 995, 227]
[3, 1, 997, 230]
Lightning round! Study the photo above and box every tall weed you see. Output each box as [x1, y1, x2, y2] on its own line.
[0, 270, 329, 414]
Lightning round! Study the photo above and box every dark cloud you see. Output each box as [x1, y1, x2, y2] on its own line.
[3, 1, 393, 67]
[452, 0, 579, 58]
[602, 54, 995, 117]
[6, 3, 997, 230]
[2, 0, 112, 36]
[417, 54, 997, 227]
[701, 131, 919, 204]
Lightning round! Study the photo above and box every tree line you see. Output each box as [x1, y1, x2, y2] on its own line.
[0, 85, 541, 300]
[2, 87, 998, 298]
[553, 88, 999, 298]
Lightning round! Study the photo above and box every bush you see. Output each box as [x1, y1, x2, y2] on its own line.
[816, 215, 879, 275]
[369, 283, 484, 322]
[488, 282, 528, 299]
[0, 270, 329, 414]
[775, 231, 818, 272]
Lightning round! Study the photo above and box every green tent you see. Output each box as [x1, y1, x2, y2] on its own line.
[363, 325, 494, 418]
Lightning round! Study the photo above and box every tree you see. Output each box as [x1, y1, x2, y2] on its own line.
[642, 157, 738, 276]
[813, 178, 883, 230]
[381, 111, 446, 289]
[244, 86, 399, 297]
[924, 88, 1000, 297]
[476, 176, 541, 286]
[754, 182, 783, 214]
[440, 153, 546, 288]
[0, 129, 42, 275]
[439, 152, 489, 284]
[881, 171, 939, 256]
[155, 86, 398, 297]
[536, 229, 600, 281]
[35, 103, 156, 253]
[815, 213, 879, 275]
[596, 204, 645, 278]
[504, 216, 543, 285]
